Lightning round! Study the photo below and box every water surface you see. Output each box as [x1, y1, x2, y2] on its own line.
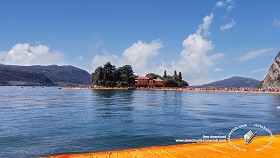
[0, 87, 279, 157]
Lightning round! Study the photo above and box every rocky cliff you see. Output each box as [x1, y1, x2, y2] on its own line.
[261, 52, 280, 88]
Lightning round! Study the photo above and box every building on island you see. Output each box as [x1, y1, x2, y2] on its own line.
[135, 76, 164, 87]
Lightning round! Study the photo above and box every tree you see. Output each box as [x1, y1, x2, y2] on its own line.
[178, 72, 182, 82]
[178, 80, 189, 87]
[163, 70, 167, 79]
[92, 62, 136, 87]
[163, 75, 178, 87]
[118, 65, 135, 86]
[161, 71, 189, 87]
[173, 70, 178, 81]
[93, 66, 104, 86]
[146, 73, 161, 79]
[103, 62, 116, 86]
[91, 73, 95, 83]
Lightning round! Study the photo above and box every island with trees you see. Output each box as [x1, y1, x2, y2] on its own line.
[91, 62, 189, 89]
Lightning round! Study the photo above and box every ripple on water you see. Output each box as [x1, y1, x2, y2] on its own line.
[0, 87, 280, 158]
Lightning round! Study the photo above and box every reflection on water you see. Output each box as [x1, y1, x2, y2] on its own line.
[94, 90, 118, 98]
[0, 87, 279, 158]
[92, 90, 134, 120]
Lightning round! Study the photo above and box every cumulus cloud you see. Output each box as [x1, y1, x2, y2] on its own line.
[162, 35, 214, 84]
[220, 19, 236, 31]
[0, 43, 64, 65]
[91, 13, 223, 85]
[91, 50, 119, 70]
[237, 48, 274, 62]
[157, 13, 225, 84]
[120, 40, 163, 75]
[274, 19, 280, 26]
[196, 13, 214, 37]
[91, 40, 163, 75]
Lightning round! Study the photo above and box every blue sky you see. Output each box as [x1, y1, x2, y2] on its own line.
[0, 0, 280, 84]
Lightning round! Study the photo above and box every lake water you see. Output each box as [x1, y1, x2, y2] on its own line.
[0, 86, 279, 158]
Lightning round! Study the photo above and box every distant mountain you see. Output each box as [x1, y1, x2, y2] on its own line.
[260, 52, 280, 88]
[0, 64, 53, 86]
[197, 76, 260, 88]
[0, 64, 92, 86]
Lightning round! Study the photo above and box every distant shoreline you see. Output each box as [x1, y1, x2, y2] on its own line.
[63, 86, 280, 94]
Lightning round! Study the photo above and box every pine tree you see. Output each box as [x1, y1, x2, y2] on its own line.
[178, 72, 182, 82]
[163, 70, 167, 79]
[173, 70, 178, 81]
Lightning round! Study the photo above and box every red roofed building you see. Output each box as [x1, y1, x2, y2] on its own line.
[135, 76, 164, 87]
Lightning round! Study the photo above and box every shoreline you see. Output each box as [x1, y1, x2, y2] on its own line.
[63, 86, 280, 95]
[44, 134, 280, 158]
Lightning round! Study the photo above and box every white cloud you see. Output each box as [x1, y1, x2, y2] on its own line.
[226, 0, 235, 10]
[238, 48, 274, 62]
[91, 13, 223, 85]
[210, 53, 224, 60]
[91, 50, 119, 70]
[91, 40, 163, 75]
[220, 19, 236, 31]
[163, 33, 214, 84]
[214, 67, 223, 72]
[215, 1, 224, 8]
[157, 13, 224, 85]
[274, 19, 280, 26]
[0, 43, 64, 65]
[196, 13, 214, 37]
[215, 0, 235, 11]
[120, 40, 163, 75]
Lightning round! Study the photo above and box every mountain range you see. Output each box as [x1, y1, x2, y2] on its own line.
[196, 76, 260, 88]
[0, 64, 92, 86]
[0, 64, 266, 88]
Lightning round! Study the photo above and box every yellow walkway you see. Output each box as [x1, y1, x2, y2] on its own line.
[46, 135, 279, 158]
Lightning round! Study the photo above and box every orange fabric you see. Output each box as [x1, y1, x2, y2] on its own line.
[45, 134, 279, 158]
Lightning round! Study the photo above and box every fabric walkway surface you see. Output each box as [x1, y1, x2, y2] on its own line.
[45, 134, 279, 158]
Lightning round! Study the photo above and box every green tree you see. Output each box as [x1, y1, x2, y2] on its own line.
[163, 70, 167, 79]
[178, 72, 182, 82]
[178, 80, 189, 87]
[161, 72, 189, 87]
[91, 73, 95, 83]
[173, 70, 178, 81]
[146, 73, 161, 79]
[163, 75, 178, 87]
[103, 62, 116, 86]
[118, 65, 135, 86]
[93, 66, 104, 86]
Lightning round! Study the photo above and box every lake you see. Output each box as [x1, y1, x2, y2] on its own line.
[0, 86, 279, 158]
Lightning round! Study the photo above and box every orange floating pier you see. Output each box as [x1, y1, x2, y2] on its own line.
[45, 135, 279, 158]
